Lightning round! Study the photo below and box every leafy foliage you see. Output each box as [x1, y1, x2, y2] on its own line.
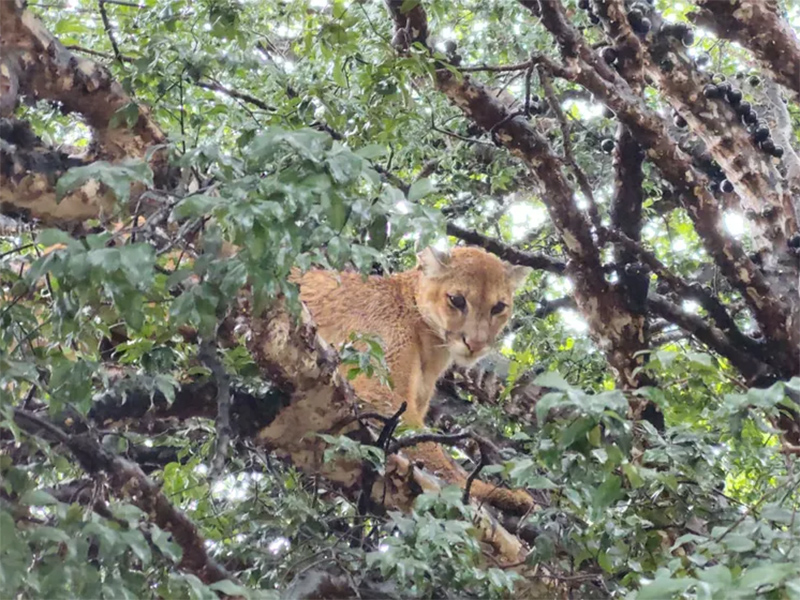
[2, 0, 800, 598]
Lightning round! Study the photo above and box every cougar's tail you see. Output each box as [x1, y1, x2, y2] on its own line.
[401, 441, 536, 516]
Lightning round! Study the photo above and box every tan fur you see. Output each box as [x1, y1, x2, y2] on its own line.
[294, 246, 536, 514]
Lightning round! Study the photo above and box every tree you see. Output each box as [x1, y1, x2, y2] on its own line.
[1, 0, 800, 597]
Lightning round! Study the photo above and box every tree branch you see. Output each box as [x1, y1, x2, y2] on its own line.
[690, 0, 800, 105]
[528, 0, 799, 377]
[13, 408, 238, 586]
[446, 222, 566, 274]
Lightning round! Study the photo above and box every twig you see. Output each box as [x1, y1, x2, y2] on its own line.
[463, 451, 488, 504]
[13, 408, 238, 586]
[97, 0, 124, 66]
[375, 402, 407, 451]
[195, 80, 276, 112]
[65, 44, 134, 63]
[0, 243, 36, 259]
[446, 222, 566, 274]
[430, 120, 495, 147]
[198, 339, 233, 478]
[538, 65, 600, 231]
[459, 60, 533, 73]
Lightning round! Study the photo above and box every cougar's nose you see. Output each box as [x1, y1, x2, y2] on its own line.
[462, 335, 487, 355]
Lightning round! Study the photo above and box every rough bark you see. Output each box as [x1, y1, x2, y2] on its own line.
[604, 0, 800, 339]
[530, 0, 800, 380]
[0, 0, 167, 222]
[690, 0, 800, 106]
[0, 118, 118, 225]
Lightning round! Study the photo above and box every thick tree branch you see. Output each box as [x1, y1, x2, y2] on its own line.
[0, 119, 121, 225]
[690, 0, 800, 106]
[0, 0, 164, 156]
[13, 408, 237, 586]
[529, 0, 799, 377]
[0, 0, 168, 222]
[618, 0, 799, 284]
[198, 339, 233, 478]
[386, 1, 658, 403]
[646, 295, 771, 384]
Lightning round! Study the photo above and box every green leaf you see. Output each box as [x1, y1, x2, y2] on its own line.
[356, 144, 387, 160]
[533, 371, 573, 390]
[209, 580, 250, 597]
[173, 194, 223, 219]
[56, 159, 153, 205]
[368, 214, 389, 250]
[593, 475, 623, 508]
[37, 229, 73, 247]
[622, 463, 644, 489]
[723, 534, 756, 553]
[19, 490, 58, 506]
[407, 177, 435, 202]
[328, 195, 348, 230]
[150, 525, 183, 562]
[637, 576, 696, 600]
[399, 0, 420, 13]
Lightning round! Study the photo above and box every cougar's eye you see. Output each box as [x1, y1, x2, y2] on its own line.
[447, 294, 466, 311]
[491, 301, 507, 316]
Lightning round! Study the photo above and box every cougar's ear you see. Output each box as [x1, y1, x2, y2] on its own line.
[506, 263, 533, 290]
[417, 246, 451, 277]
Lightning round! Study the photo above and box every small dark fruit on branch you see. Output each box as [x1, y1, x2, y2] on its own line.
[601, 138, 615, 153]
[753, 126, 770, 143]
[716, 81, 731, 95]
[681, 29, 695, 46]
[749, 75, 760, 87]
[743, 110, 759, 125]
[726, 89, 743, 106]
[628, 8, 644, 24]
[578, 0, 590, 9]
[674, 114, 687, 128]
[589, 12, 600, 24]
[636, 17, 652, 34]
[601, 46, 618, 64]
[771, 145, 784, 159]
[735, 101, 751, 116]
[703, 84, 721, 98]
[466, 123, 483, 137]
[603, 107, 615, 118]
[788, 233, 800, 248]
[695, 54, 710, 67]
[760, 139, 775, 154]
[719, 179, 734, 193]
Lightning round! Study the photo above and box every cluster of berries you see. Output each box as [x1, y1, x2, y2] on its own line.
[703, 78, 784, 159]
